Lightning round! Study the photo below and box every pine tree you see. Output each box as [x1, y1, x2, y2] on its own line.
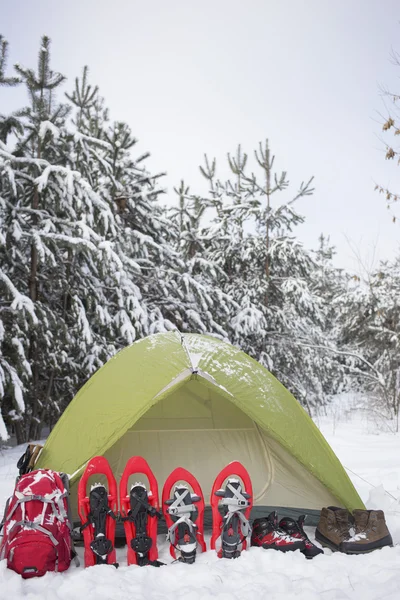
[167, 177, 234, 337]
[176, 141, 341, 408]
[0, 38, 177, 440]
[0, 35, 22, 145]
[1, 38, 236, 441]
[336, 257, 400, 427]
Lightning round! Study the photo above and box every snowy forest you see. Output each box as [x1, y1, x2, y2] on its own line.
[0, 35, 399, 443]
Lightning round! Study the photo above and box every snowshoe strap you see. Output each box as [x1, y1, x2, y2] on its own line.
[220, 510, 251, 558]
[224, 510, 251, 539]
[148, 559, 165, 567]
[136, 557, 164, 567]
[134, 554, 165, 567]
[81, 486, 116, 565]
[131, 527, 156, 567]
[125, 490, 162, 521]
[80, 487, 117, 530]
[216, 482, 251, 512]
[167, 515, 196, 543]
[221, 513, 242, 559]
[80, 505, 117, 531]
[127, 486, 162, 566]
[165, 488, 198, 518]
[235, 509, 251, 537]
[167, 516, 197, 564]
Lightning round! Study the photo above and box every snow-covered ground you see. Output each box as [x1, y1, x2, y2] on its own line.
[1, 395, 400, 600]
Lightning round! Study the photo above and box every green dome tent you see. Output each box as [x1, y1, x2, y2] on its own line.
[36, 332, 363, 520]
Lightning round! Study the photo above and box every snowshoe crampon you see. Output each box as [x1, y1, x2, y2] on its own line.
[119, 456, 163, 567]
[162, 467, 206, 564]
[78, 456, 118, 567]
[210, 461, 253, 559]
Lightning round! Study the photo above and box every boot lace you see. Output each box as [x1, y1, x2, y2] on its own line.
[354, 513, 370, 535]
[327, 512, 349, 540]
[334, 514, 350, 540]
[337, 522, 350, 539]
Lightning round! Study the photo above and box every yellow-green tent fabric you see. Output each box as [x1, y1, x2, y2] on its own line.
[36, 332, 363, 517]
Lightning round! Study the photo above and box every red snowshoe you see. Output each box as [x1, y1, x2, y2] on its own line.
[251, 511, 306, 552]
[162, 467, 206, 564]
[119, 456, 163, 567]
[78, 456, 118, 568]
[210, 461, 253, 559]
[279, 514, 323, 558]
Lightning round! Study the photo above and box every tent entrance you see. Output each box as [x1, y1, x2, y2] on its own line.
[104, 376, 273, 505]
[69, 375, 340, 521]
[102, 375, 339, 512]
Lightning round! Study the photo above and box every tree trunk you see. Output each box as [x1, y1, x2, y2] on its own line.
[28, 335, 40, 440]
[14, 419, 27, 445]
[264, 171, 271, 306]
[27, 182, 40, 441]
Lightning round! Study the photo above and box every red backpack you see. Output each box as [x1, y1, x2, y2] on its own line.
[0, 469, 75, 578]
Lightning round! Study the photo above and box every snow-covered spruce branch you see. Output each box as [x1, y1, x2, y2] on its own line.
[88, 146, 113, 174]
[0, 270, 38, 324]
[0, 357, 25, 411]
[73, 131, 113, 151]
[241, 172, 285, 197]
[1, 146, 113, 216]
[23, 231, 97, 252]
[0, 147, 48, 169]
[268, 334, 385, 388]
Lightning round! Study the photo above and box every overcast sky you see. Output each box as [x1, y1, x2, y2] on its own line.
[2, 0, 400, 272]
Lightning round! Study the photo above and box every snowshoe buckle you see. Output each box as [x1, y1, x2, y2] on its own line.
[90, 537, 113, 561]
[131, 532, 153, 556]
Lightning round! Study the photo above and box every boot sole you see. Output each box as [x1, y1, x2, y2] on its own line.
[314, 530, 341, 552]
[341, 534, 393, 555]
[261, 546, 303, 552]
[260, 542, 305, 552]
[302, 547, 324, 559]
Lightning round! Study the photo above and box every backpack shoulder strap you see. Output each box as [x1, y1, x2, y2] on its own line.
[0, 496, 11, 535]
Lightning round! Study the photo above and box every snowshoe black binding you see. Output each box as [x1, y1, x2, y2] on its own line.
[88, 487, 114, 561]
[119, 456, 163, 567]
[78, 456, 119, 568]
[123, 484, 163, 567]
[83, 485, 117, 564]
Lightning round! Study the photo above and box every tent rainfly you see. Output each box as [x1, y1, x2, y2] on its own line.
[36, 332, 364, 521]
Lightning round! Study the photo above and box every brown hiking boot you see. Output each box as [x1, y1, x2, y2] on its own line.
[315, 506, 351, 551]
[341, 510, 393, 554]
